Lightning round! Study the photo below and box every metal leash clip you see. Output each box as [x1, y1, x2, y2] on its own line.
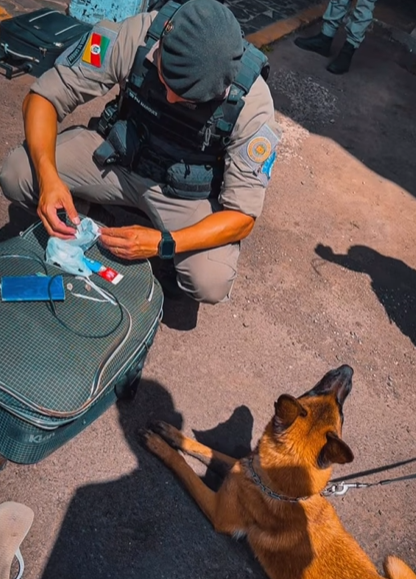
[322, 481, 370, 497]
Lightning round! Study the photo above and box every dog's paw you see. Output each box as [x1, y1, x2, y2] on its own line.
[137, 428, 151, 447]
[148, 421, 184, 450]
[138, 428, 175, 460]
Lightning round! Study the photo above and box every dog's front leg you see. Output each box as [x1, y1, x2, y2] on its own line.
[140, 429, 242, 534]
[150, 420, 237, 477]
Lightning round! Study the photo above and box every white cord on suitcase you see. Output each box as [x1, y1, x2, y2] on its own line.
[74, 276, 118, 306]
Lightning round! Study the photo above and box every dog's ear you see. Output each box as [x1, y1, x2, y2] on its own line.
[318, 431, 354, 468]
[273, 394, 307, 433]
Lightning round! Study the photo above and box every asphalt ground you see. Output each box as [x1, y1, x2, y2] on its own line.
[0, 2, 416, 579]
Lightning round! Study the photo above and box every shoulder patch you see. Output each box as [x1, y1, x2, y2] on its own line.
[55, 26, 117, 71]
[247, 134, 272, 164]
[81, 31, 111, 68]
[238, 124, 280, 186]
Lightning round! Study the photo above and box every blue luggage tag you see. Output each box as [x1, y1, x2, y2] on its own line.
[1, 275, 65, 302]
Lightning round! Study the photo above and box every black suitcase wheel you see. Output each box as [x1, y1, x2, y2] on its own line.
[115, 372, 141, 401]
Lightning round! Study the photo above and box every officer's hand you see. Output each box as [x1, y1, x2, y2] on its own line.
[99, 225, 161, 260]
[38, 179, 80, 239]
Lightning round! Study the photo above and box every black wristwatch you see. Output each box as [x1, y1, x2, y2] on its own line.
[158, 230, 176, 260]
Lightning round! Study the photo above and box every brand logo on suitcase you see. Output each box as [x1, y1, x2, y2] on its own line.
[27, 432, 56, 444]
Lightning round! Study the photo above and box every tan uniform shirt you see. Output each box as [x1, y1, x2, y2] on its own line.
[31, 12, 279, 218]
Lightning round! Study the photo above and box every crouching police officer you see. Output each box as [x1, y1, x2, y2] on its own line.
[0, 0, 279, 304]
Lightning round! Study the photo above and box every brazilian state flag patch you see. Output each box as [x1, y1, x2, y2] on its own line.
[82, 32, 110, 67]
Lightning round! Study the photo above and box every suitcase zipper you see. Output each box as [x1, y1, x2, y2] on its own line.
[55, 23, 84, 37]
[0, 42, 40, 63]
[28, 10, 60, 22]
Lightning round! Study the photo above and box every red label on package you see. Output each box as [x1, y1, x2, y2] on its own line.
[97, 266, 124, 285]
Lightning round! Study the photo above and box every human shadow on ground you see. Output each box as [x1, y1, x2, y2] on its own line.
[315, 243, 416, 347]
[41, 379, 265, 579]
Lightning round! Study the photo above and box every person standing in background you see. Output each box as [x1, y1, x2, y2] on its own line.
[294, 0, 378, 74]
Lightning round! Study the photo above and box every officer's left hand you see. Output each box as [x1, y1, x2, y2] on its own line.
[99, 225, 161, 260]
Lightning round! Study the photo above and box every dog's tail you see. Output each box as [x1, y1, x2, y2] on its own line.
[384, 556, 416, 579]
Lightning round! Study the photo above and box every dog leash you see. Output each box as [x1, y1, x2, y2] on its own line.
[244, 456, 416, 501]
[324, 471, 416, 497]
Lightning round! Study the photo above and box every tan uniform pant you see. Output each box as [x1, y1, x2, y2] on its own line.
[0, 127, 240, 304]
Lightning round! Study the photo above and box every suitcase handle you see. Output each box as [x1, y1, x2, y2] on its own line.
[1, 43, 40, 63]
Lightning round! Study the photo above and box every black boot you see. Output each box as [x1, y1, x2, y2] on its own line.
[327, 42, 356, 74]
[294, 32, 333, 57]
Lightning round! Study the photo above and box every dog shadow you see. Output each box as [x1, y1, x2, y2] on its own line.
[192, 404, 254, 490]
[315, 243, 416, 347]
[40, 380, 267, 579]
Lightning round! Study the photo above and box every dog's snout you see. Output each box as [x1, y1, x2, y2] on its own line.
[305, 365, 353, 402]
[334, 365, 353, 380]
[333, 365, 353, 405]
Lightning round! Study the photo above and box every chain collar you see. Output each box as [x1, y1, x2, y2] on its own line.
[243, 456, 313, 503]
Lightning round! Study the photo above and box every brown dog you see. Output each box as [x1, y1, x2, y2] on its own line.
[141, 365, 416, 579]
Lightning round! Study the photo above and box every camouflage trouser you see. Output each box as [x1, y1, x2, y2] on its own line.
[322, 0, 378, 47]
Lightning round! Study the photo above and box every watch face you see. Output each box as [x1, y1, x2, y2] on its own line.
[162, 239, 175, 258]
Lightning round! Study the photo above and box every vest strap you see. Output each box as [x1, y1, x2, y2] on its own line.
[129, 1, 181, 89]
[215, 41, 268, 136]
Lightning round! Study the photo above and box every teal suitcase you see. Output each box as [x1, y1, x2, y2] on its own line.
[0, 220, 163, 465]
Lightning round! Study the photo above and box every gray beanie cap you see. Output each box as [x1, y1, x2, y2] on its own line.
[160, 0, 244, 102]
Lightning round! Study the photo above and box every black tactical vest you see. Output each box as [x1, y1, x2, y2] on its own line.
[121, 1, 270, 199]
